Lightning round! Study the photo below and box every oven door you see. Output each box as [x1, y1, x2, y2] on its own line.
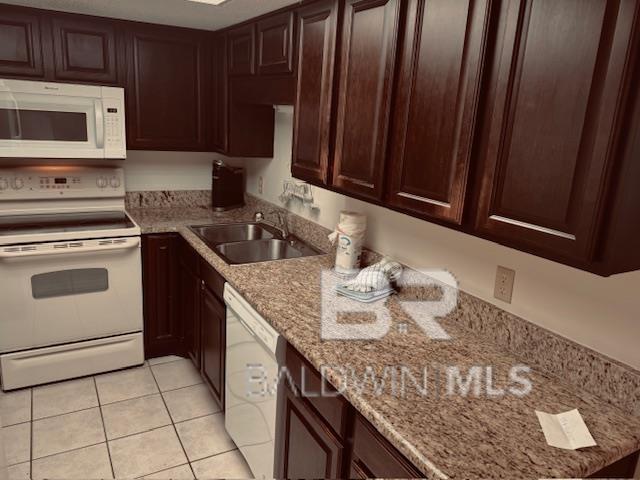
[0, 87, 105, 159]
[0, 237, 143, 353]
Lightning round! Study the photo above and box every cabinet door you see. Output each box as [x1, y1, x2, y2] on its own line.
[349, 413, 422, 478]
[0, 9, 44, 78]
[277, 384, 344, 479]
[387, 0, 491, 223]
[473, 0, 639, 261]
[331, 0, 401, 201]
[142, 234, 181, 359]
[179, 260, 201, 370]
[201, 285, 225, 408]
[257, 11, 294, 75]
[291, 0, 339, 184]
[126, 24, 207, 150]
[211, 33, 228, 152]
[51, 16, 118, 84]
[228, 24, 255, 76]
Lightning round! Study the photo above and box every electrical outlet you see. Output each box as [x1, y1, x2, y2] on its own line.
[494, 266, 515, 303]
[258, 176, 263, 194]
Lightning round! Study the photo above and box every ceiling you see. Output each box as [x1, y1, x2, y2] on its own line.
[1, 0, 301, 31]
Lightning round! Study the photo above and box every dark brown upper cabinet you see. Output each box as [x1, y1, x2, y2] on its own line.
[331, 0, 401, 201]
[291, 0, 339, 184]
[125, 23, 208, 151]
[256, 11, 295, 75]
[387, 0, 491, 223]
[211, 33, 228, 153]
[0, 8, 44, 78]
[473, 0, 639, 264]
[228, 24, 255, 76]
[51, 16, 118, 84]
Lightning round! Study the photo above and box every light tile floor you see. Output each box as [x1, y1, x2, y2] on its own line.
[0, 356, 253, 479]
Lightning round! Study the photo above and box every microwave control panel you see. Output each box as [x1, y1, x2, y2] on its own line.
[0, 167, 125, 200]
[102, 95, 126, 158]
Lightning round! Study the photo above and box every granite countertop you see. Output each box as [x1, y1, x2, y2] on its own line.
[129, 206, 640, 479]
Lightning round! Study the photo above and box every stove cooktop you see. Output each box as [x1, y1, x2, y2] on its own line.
[0, 210, 140, 245]
[0, 211, 135, 237]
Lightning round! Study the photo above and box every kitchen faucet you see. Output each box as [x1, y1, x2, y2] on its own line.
[254, 210, 289, 238]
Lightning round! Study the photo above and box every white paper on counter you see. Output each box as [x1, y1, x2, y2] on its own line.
[535, 409, 597, 450]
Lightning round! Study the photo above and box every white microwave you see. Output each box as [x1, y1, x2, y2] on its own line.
[0, 78, 126, 159]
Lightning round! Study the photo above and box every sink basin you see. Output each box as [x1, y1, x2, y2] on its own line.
[215, 238, 321, 265]
[189, 222, 322, 264]
[190, 222, 275, 245]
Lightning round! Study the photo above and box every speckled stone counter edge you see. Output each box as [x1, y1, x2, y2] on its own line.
[127, 190, 640, 418]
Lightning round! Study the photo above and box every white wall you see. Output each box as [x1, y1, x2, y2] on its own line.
[123, 150, 232, 191]
[238, 107, 640, 370]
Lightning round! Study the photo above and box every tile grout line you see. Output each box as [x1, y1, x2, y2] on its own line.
[189, 446, 240, 466]
[31, 440, 106, 463]
[31, 403, 98, 423]
[149, 364, 198, 479]
[139, 447, 241, 480]
[173, 410, 223, 426]
[94, 376, 116, 479]
[134, 462, 191, 479]
[147, 356, 187, 367]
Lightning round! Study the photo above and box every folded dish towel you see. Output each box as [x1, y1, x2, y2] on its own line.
[336, 257, 403, 303]
[341, 257, 403, 293]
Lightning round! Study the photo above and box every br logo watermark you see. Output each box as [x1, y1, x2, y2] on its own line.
[320, 269, 458, 340]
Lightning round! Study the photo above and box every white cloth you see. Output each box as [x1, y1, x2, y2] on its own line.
[341, 257, 403, 293]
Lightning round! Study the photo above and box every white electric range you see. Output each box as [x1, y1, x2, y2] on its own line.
[0, 166, 143, 390]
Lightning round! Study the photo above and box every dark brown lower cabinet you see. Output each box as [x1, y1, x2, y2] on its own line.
[142, 234, 182, 359]
[178, 238, 201, 369]
[200, 281, 225, 409]
[276, 343, 421, 478]
[349, 413, 422, 478]
[277, 382, 345, 479]
[143, 235, 226, 409]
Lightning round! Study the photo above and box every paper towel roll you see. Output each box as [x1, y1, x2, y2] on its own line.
[329, 211, 367, 274]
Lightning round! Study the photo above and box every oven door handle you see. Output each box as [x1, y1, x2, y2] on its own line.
[0, 237, 140, 259]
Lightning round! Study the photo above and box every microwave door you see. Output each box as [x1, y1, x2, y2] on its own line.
[0, 92, 103, 158]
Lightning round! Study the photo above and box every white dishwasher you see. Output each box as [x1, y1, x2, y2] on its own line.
[224, 283, 283, 480]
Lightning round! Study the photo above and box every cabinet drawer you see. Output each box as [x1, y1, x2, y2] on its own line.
[200, 258, 225, 299]
[351, 413, 421, 478]
[285, 344, 350, 439]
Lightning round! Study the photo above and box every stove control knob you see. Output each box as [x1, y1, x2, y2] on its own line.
[0, 178, 8, 191]
[110, 177, 121, 188]
[12, 177, 24, 190]
[96, 177, 107, 188]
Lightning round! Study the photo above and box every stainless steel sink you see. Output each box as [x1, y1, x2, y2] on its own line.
[214, 238, 321, 264]
[189, 222, 322, 264]
[190, 222, 276, 244]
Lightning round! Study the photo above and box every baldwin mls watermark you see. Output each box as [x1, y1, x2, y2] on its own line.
[244, 268, 534, 400]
